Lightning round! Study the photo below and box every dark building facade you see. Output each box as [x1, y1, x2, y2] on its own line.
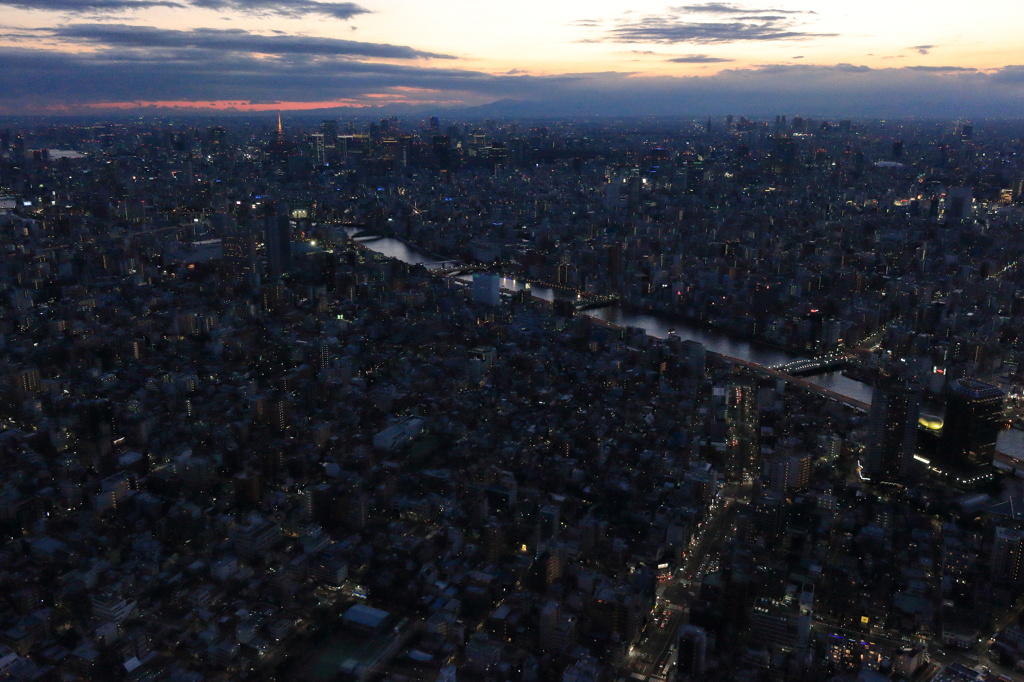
[264, 203, 292, 280]
[940, 378, 1004, 470]
[865, 370, 921, 484]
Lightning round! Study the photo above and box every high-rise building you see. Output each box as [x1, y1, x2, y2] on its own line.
[771, 134, 799, 175]
[940, 378, 1004, 470]
[538, 600, 564, 652]
[222, 225, 259, 288]
[725, 378, 760, 480]
[747, 586, 812, 653]
[750, 489, 787, 540]
[472, 273, 500, 306]
[310, 133, 326, 166]
[679, 339, 706, 376]
[941, 187, 974, 222]
[992, 526, 1024, 584]
[763, 452, 812, 493]
[264, 203, 292, 280]
[864, 370, 921, 484]
[677, 625, 708, 678]
[432, 135, 454, 170]
[321, 119, 339, 162]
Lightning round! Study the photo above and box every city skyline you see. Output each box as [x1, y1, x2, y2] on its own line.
[3, 108, 1024, 679]
[2, 0, 1024, 116]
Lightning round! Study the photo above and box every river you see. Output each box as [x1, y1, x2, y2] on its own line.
[344, 231, 1024, 459]
[348, 230, 877, 403]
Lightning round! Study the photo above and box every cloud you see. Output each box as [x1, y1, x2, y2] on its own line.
[50, 24, 455, 59]
[0, 0, 183, 9]
[605, 18, 836, 43]
[0, 47, 1020, 118]
[190, 0, 369, 20]
[910, 44, 934, 55]
[587, 5, 835, 45]
[904, 65, 976, 72]
[0, 0, 370, 18]
[667, 54, 734, 63]
[0, 44, 578, 109]
[622, 49, 732, 62]
[672, 3, 808, 14]
[991, 65, 1024, 83]
[747, 62, 869, 73]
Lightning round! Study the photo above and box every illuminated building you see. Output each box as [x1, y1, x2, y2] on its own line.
[823, 633, 885, 671]
[221, 225, 259, 288]
[265, 113, 293, 163]
[472, 272, 500, 306]
[992, 526, 1024, 584]
[321, 119, 338, 162]
[748, 586, 812, 656]
[8, 367, 41, 397]
[310, 133, 325, 165]
[725, 378, 760, 480]
[764, 452, 812, 493]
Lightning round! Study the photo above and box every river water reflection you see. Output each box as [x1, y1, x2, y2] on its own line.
[346, 233, 1024, 445]
[352, 236, 445, 267]
[584, 305, 879, 407]
[352, 232, 887, 407]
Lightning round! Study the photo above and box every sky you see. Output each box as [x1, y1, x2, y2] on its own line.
[2, 0, 1024, 116]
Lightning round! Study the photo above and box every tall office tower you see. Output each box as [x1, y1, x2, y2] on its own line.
[605, 242, 623, 284]
[310, 133, 326, 165]
[472, 273, 500, 306]
[993, 527, 1024, 583]
[941, 186, 974, 222]
[207, 125, 227, 152]
[222, 224, 259, 289]
[679, 339, 707, 376]
[432, 135, 454, 170]
[677, 625, 708, 678]
[725, 378, 760, 480]
[940, 378, 1005, 469]
[312, 338, 332, 373]
[771, 133, 799, 175]
[538, 600, 560, 651]
[264, 203, 292, 280]
[321, 119, 338, 162]
[763, 451, 813, 493]
[864, 369, 921, 484]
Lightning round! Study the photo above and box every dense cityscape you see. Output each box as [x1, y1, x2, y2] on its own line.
[2, 114, 1024, 682]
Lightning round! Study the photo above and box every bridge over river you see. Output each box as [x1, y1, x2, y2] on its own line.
[770, 352, 856, 376]
[721, 353, 870, 412]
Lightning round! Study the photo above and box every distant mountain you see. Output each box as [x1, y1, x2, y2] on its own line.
[281, 98, 547, 120]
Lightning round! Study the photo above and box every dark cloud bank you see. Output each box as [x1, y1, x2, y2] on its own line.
[1, 0, 370, 19]
[1, 23, 1022, 117]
